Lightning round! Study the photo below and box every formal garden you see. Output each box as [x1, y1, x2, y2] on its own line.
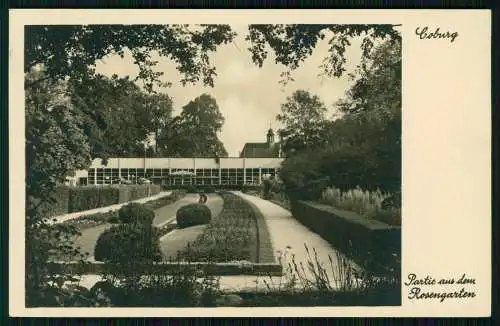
[25, 24, 402, 307]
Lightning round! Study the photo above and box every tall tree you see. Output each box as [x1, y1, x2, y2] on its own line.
[69, 74, 154, 160]
[25, 69, 92, 215]
[277, 90, 329, 154]
[137, 92, 174, 153]
[158, 94, 228, 157]
[324, 38, 402, 191]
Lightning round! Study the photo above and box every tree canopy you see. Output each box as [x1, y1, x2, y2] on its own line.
[158, 94, 228, 157]
[276, 89, 330, 154]
[25, 24, 237, 91]
[246, 24, 400, 84]
[279, 38, 401, 195]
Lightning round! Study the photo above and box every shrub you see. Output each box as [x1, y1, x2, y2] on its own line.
[185, 185, 198, 193]
[94, 223, 163, 263]
[262, 179, 272, 199]
[320, 186, 400, 225]
[118, 184, 161, 203]
[176, 203, 212, 228]
[118, 203, 155, 225]
[47, 185, 71, 215]
[204, 186, 216, 193]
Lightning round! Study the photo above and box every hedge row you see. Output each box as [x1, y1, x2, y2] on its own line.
[118, 185, 161, 203]
[161, 184, 261, 193]
[290, 200, 401, 277]
[49, 184, 161, 214]
[45, 185, 72, 216]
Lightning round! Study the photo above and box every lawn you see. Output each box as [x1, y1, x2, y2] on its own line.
[61, 190, 186, 230]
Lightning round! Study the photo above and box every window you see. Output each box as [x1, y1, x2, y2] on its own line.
[88, 169, 95, 184]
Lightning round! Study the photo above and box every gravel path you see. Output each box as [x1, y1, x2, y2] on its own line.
[230, 191, 357, 284]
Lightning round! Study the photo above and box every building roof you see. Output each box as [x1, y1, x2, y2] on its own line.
[240, 142, 280, 158]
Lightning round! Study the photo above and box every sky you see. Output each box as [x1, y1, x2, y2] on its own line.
[95, 25, 364, 157]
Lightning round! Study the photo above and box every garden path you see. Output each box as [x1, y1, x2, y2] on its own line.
[229, 191, 356, 287]
[73, 193, 200, 261]
[158, 194, 224, 260]
[52, 191, 172, 224]
[74, 192, 359, 292]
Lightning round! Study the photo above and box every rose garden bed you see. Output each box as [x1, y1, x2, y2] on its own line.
[176, 192, 271, 263]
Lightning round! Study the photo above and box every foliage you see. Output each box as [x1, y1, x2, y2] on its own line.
[118, 184, 161, 203]
[25, 69, 92, 219]
[238, 245, 400, 306]
[279, 147, 329, 200]
[179, 193, 257, 262]
[176, 203, 212, 229]
[41, 185, 71, 216]
[69, 75, 174, 160]
[278, 38, 401, 199]
[246, 24, 400, 85]
[204, 186, 216, 193]
[141, 190, 187, 210]
[68, 186, 120, 213]
[26, 25, 237, 91]
[90, 255, 222, 307]
[184, 184, 198, 193]
[320, 186, 401, 226]
[158, 94, 228, 157]
[94, 223, 163, 263]
[139, 92, 174, 153]
[62, 191, 187, 230]
[118, 203, 155, 225]
[291, 200, 400, 275]
[276, 90, 330, 154]
[26, 221, 90, 306]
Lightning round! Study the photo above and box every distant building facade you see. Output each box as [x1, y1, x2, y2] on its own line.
[239, 128, 282, 158]
[69, 128, 285, 186]
[71, 156, 284, 186]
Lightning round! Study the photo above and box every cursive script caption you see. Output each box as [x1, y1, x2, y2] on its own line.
[415, 26, 459, 43]
[404, 273, 476, 303]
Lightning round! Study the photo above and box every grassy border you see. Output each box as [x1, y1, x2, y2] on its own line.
[242, 198, 276, 264]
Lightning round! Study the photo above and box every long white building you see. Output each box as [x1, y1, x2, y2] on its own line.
[71, 157, 284, 186]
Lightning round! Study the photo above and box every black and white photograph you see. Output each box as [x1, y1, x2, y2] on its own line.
[24, 21, 402, 308]
[10, 9, 491, 317]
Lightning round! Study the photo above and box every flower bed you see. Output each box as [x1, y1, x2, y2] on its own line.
[320, 187, 401, 226]
[177, 192, 259, 262]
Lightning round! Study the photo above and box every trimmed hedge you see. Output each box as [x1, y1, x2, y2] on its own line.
[118, 185, 161, 203]
[68, 186, 120, 213]
[118, 203, 155, 224]
[49, 184, 161, 214]
[94, 223, 163, 263]
[185, 185, 198, 193]
[290, 200, 401, 276]
[176, 203, 212, 228]
[46, 185, 71, 216]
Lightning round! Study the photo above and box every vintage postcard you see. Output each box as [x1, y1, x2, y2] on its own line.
[9, 9, 491, 317]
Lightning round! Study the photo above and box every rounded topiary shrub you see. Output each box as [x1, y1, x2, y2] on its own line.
[176, 203, 212, 229]
[94, 223, 163, 263]
[118, 202, 155, 224]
